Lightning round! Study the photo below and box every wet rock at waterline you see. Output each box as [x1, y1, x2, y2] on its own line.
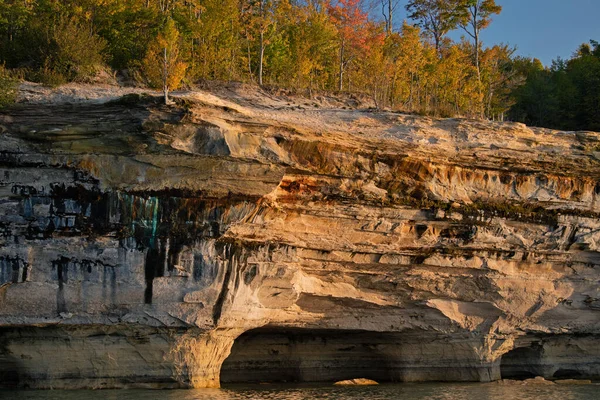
[1, 84, 600, 389]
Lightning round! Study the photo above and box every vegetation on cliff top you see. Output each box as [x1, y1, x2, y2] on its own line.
[0, 1, 598, 130]
[0, 64, 17, 108]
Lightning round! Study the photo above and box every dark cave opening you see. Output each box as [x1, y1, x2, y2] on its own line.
[0, 355, 19, 389]
[500, 345, 544, 380]
[220, 328, 395, 384]
[553, 369, 583, 379]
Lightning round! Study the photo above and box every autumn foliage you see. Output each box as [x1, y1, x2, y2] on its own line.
[141, 18, 187, 102]
[2, 0, 597, 130]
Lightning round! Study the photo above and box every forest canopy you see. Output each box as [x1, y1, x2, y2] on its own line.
[0, 0, 598, 131]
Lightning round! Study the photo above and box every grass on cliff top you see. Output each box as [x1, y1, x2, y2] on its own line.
[0, 65, 17, 109]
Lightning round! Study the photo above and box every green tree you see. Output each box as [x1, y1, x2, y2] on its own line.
[508, 58, 556, 127]
[94, 1, 162, 70]
[562, 44, 600, 130]
[241, 0, 279, 86]
[283, 2, 337, 91]
[45, 16, 107, 81]
[508, 41, 600, 131]
[455, 0, 502, 83]
[187, 0, 242, 82]
[480, 44, 520, 119]
[0, 0, 35, 66]
[406, 0, 458, 54]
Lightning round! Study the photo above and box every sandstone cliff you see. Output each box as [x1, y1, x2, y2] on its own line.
[0, 83, 599, 389]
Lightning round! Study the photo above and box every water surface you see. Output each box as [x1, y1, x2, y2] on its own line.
[3, 383, 600, 400]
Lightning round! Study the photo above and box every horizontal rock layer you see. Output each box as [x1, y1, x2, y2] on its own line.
[1, 88, 600, 388]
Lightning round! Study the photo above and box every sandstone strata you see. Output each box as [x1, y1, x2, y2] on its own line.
[0, 84, 599, 389]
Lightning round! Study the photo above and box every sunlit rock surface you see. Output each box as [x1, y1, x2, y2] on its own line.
[1, 85, 600, 389]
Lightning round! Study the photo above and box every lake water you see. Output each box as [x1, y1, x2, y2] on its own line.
[2, 383, 599, 400]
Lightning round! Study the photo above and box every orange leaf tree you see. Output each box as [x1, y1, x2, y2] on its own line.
[327, 0, 373, 91]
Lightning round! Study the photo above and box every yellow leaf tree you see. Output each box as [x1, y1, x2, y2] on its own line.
[142, 17, 187, 104]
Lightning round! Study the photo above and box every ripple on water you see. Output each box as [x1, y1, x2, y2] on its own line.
[2, 383, 600, 400]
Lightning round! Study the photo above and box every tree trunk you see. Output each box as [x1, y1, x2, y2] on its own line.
[259, 30, 264, 86]
[338, 41, 344, 91]
[247, 38, 253, 81]
[382, 0, 393, 35]
[163, 47, 169, 105]
[475, 32, 481, 84]
[475, 31, 485, 118]
[433, 23, 441, 57]
[388, 0, 393, 35]
[258, 0, 266, 86]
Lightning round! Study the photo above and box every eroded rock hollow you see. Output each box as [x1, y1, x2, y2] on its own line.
[1, 87, 599, 389]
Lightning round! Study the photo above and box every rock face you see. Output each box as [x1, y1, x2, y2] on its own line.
[1, 85, 600, 389]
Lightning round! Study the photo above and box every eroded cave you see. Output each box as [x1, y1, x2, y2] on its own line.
[219, 327, 499, 384]
[500, 344, 544, 380]
[220, 328, 395, 384]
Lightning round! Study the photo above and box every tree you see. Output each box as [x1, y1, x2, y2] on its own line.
[507, 42, 600, 131]
[455, 0, 502, 83]
[141, 18, 187, 104]
[327, 0, 371, 91]
[0, 0, 526, 122]
[508, 57, 557, 128]
[405, 0, 458, 54]
[0, 0, 35, 65]
[187, 0, 243, 82]
[562, 43, 600, 131]
[282, 2, 337, 91]
[374, 0, 400, 36]
[433, 40, 481, 117]
[480, 44, 520, 120]
[45, 16, 107, 81]
[241, 0, 278, 86]
[385, 23, 429, 111]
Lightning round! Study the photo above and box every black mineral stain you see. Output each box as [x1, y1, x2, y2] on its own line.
[193, 253, 204, 282]
[21, 262, 28, 282]
[51, 256, 119, 313]
[0, 256, 28, 285]
[212, 242, 247, 325]
[52, 256, 69, 314]
[124, 193, 254, 304]
[167, 239, 184, 273]
[10, 175, 256, 305]
[144, 241, 167, 304]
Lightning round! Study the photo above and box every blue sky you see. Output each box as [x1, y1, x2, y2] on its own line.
[386, 0, 600, 66]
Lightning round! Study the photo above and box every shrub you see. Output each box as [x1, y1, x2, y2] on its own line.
[0, 65, 18, 108]
[28, 65, 67, 87]
[44, 17, 107, 82]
